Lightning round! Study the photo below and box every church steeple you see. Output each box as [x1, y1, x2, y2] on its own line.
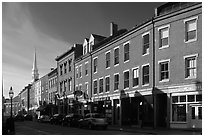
[32, 48, 39, 82]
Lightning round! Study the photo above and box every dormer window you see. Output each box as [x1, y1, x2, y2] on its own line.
[89, 41, 94, 52]
[83, 45, 87, 55]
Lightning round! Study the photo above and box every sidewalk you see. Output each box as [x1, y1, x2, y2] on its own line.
[108, 125, 202, 135]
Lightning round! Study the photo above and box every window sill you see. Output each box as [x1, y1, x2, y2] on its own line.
[159, 45, 169, 50]
[114, 89, 119, 92]
[93, 72, 97, 74]
[114, 64, 119, 67]
[142, 53, 149, 56]
[124, 60, 129, 64]
[185, 76, 196, 80]
[159, 79, 169, 83]
[124, 87, 129, 90]
[132, 86, 139, 89]
[106, 67, 110, 70]
[142, 84, 149, 87]
[184, 38, 197, 44]
[170, 121, 187, 124]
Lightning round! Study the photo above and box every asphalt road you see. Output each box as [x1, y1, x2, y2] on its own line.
[15, 121, 140, 135]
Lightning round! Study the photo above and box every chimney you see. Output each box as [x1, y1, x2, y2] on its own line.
[110, 22, 118, 36]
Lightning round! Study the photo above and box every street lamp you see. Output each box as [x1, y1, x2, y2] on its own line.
[9, 87, 14, 118]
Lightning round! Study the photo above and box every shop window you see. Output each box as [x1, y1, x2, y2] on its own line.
[172, 96, 178, 103]
[172, 104, 186, 122]
[192, 107, 195, 119]
[180, 96, 186, 102]
[198, 107, 202, 119]
[196, 94, 202, 102]
[187, 95, 195, 102]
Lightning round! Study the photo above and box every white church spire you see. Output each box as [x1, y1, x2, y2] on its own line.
[32, 48, 39, 82]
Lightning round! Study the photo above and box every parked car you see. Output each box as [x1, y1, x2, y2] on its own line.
[78, 113, 108, 130]
[37, 115, 50, 123]
[24, 114, 33, 121]
[14, 114, 24, 121]
[62, 113, 83, 127]
[50, 114, 65, 125]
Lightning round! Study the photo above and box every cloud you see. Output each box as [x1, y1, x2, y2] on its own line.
[2, 3, 70, 98]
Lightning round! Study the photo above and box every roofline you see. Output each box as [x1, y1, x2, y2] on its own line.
[55, 47, 75, 61]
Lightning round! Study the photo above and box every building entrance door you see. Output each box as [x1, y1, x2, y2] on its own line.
[189, 104, 202, 129]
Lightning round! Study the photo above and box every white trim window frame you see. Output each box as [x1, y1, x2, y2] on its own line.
[123, 41, 130, 63]
[83, 44, 87, 55]
[99, 77, 104, 94]
[93, 57, 98, 74]
[114, 46, 120, 67]
[93, 79, 98, 95]
[105, 75, 110, 93]
[158, 59, 170, 82]
[85, 61, 89, 76]
[123, 69, 130, 90]
[114, 73, 120, 92]
[105, 50, 111, 69]
[132, 66, 139, 88]
[142, 32, 150, 56]
[85, 82, 89, 96]
[142, 63, 150, 86]
[158, 24, 170, 49]
[76, 66, 79, 79]
[184, 54, 198, 79]
[184, 16, 198, 43]
[79, 64, 82, 78]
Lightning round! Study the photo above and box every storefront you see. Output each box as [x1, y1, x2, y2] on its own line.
[170, 92, 202, 129]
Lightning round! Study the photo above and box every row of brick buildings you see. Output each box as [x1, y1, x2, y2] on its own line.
[7, 2, 202, 129]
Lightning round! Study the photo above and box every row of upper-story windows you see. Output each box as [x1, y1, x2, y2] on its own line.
[92, 16, 198, 73]
[59, 78, 72, 93]
[59, 59, 72, 76]
[48, 77, 57, 89]
[91, 53, 198, 94]
[76, 61, 89, 79]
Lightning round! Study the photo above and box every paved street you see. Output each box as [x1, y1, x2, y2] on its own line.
[15, 121, 139, 135]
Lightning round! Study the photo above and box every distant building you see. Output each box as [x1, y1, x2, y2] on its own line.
[19, 84, 32, 113]
[48, 68, 58, 105]
[4, 95, 21, 116]
[41, 74, 49, 104]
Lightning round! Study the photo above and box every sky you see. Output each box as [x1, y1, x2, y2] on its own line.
[2, 2, 164, 98]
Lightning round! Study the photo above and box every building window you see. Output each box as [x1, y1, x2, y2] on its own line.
[124, 70, 129, 89]
[114, 48, 119, 65]
[132, 67, 139, 87]
[83, 45, 87, 55]
[93, 58, 98, 73]
[105, 76, 110, 92]
[159, 60, 170, 81]
[99, 78, 103, 93]
[76, 67, 78, 78]
[68, 78, 72, 91]
[60, 65, 63, 75]
[64, 62, 67, 74]
[85, 62, 88, 75]
[106, 52, 110, 69]
[185, 55, 197, 79]
[142, 65, 149, 85]
[124, 42, 129, 62]
[60, 82, 63, 93]
[172, 104, 186, 122]
[143, 33, 149, 55]
[76, 85, 78, 91]
[114, 74, 119, 91]
[85, 82, 88, 95]
[79, 65, 82, 78]
[158, 25, 169, 48]
[79, 84, 82, 91]
[184, 17, 197, 42]
[64, 80, 67, 92]
[68, 59, 72, 72]
[93, 80, 97, 94]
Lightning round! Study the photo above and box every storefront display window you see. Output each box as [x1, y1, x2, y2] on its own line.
[172, 104, 186, 122]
